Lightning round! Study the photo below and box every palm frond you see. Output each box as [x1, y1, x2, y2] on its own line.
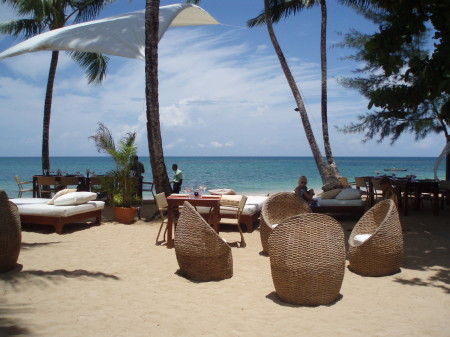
[0, 19, 45, 38]
[248, 0, 318, 27]
[69, 51, 109, 84]
[72, 0, 117, 23]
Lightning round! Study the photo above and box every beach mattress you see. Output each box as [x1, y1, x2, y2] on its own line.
[315, 198, 364, 207]
[10, 198, 105, 217]
[312, 197, 365, 216]
[10, 198, 105, 234]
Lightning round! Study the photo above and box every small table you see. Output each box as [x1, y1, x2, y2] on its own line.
[166, 194, 221, 249]
[392, 179, 440, 216]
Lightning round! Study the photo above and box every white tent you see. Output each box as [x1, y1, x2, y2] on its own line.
[0, 4, 219, 60]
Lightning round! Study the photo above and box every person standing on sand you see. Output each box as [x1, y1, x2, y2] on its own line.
[171, 164, 183, 194]
[294, 175, 317, 205]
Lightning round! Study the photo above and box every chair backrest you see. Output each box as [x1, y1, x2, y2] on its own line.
[14, 175, 21, 185]
[348, 199, 403, 276]
[155, 192, 168, 210]
[174, 202, 232, 281]
[372, 178, 383, 191]
[268, 213, 345, 305]
[237, 195, 247, 215]
[354, 177, 368, 190]
[220, 194, 247, 218]
[339, 177, 350, 188]
[142, 181, 154, 191]
[261, 192, 311, 226]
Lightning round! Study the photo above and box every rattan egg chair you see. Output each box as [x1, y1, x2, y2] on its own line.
[174, 202, 232, 281]
[268, 213, 346, 306]
[260, 192, 311, 255]
[0, 190, 22, 272]
[348, 199, 403, 276]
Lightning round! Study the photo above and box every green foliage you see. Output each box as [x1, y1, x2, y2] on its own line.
[338, 2, 450, 143]
[89, 123, 140, 208]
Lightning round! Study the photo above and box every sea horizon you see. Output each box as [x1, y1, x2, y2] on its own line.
[1, 156, 445, 199]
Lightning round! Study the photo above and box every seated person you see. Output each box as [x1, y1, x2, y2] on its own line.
[294, 176, 317, 206]
[380, 176, 398, 209]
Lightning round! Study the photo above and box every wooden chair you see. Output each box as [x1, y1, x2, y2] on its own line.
[14, 175, 33, 198]
[174, 202, 233, 281]
[339, 176, 354, 188]
[348, 200, 403, 276]
[36, 176, 59, 198]
[259, 192, 311, 255]
[218, 195, 248, 248]
[268, 213, 346, 305]
[155, 192, 169, 245]
[371, 178, 384, 201]
[142, 181, 155, 200]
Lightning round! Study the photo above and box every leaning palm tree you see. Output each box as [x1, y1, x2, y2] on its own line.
[262, 0, 339, 189]
[248, 0, 371, 188]
[0, 0, 114, 174]
[145, 0, 172, 195]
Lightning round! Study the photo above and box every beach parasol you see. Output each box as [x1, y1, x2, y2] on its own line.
[0, 4, 219, 60]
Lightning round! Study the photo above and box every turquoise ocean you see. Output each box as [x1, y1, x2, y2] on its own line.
[0, 156, 445, 199]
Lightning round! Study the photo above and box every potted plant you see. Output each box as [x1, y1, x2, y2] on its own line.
[90, 123, 140, 224]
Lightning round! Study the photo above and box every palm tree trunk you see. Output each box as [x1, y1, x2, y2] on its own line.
[264, 0, 339, 190]
[42, 50, 59, 174]
[145, 0, 172, 195]
[320, 0, 340, 178]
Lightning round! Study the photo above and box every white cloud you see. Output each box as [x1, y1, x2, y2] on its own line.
[0, 26, 445, 157]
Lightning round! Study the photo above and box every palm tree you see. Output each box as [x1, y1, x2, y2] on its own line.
[248, 0, 371, 188]
[145, 0, 172, 195]
[261, 0, 340, 189]
[0, 0, 113, 174]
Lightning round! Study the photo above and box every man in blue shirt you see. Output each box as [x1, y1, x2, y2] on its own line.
[171, 164, 183, 193]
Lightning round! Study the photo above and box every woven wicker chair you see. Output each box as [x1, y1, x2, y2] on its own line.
[260, 192, 311, 255]
[0, 190, 22, 272]
[268, 213, 346, 306]
[348, 199, 403, 276]
[174, 202, 233, 281]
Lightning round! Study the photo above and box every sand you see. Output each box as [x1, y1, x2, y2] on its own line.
[1, 200, 449, 337]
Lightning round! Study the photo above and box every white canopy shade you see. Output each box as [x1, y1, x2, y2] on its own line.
[0, 4, 219, 60]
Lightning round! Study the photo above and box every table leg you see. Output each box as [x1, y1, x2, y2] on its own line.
[167, 204, 174, 249]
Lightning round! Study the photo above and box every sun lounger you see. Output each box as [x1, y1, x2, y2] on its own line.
[309, 188, 366, 216]
[10, 198, 105, 234]
[196, 195, 267, 233]
[311, 197, 365, 216]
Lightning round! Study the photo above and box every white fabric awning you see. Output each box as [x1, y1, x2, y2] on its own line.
[0, 4, 219, 60]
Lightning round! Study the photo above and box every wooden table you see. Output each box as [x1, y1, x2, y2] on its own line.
[166, 194, 221, 249]
[393, 179, 440, 216]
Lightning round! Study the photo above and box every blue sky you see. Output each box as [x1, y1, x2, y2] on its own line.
[0, 1, 445, 157]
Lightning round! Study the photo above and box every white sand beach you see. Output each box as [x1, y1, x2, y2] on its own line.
[1, 201, 449, 337]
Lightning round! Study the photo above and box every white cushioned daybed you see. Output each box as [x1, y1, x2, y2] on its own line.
[11, 192, 105, 234]
[311, 188, 365, 216]
[196, 195, 267, 233]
